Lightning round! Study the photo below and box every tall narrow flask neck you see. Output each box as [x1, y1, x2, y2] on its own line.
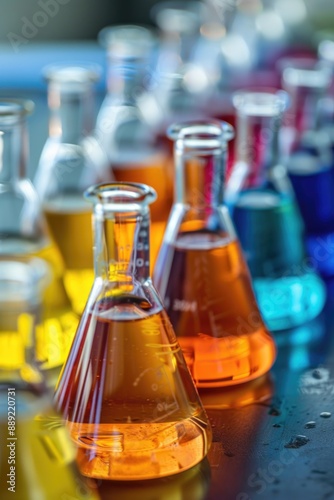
[0, 101, 32, 184]
[100, 25, 156, 104]
[86, 183, 157, 284]
[282, 64, 331, 148]
[45, 66, 99, 145]
[170, 121, 234, 208]
[106, 59, 149, 104]
[233, 91, 287, 187]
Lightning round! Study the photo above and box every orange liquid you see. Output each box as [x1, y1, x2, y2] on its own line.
[153, 231, 276, 387]
[55, 296, 211, 480]
[111, 152, 174, 267]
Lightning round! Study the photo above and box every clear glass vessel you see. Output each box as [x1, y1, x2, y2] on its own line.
[0, 99, 77, 372]
[153, 121, 276, 387]
[282, 61, 334, 278]
[34, 65, 112, 315]
[228, 91, 326, 330]
[55, 182, 212, 480]
[96, 26, 173, 266]
[0, 259, 100, 500]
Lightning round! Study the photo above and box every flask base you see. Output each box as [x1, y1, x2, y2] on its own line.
[69, 419, 211, 480]
[179, 327, 276, 388]
[253, 273, 326, 331]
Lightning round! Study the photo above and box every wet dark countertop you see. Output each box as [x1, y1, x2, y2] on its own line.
[94, 281, 334, 500]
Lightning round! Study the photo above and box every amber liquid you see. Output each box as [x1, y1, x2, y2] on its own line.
[0, 397, 98, 500]
[111, 151, 174, 267]
[44, 196, 94, 315]
[153, 231, 276, 387]
[0, 237, 78, 372]
[55, 296, 211, 480]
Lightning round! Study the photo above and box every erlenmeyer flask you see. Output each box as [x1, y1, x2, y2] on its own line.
[0, 259, 100, 500]
[96, 26, 173, 266]
[153, 121, 276, 387]
[54, 182, 211, 480]
[0, 99, 77, 373]
[281, 61, 334, 278]
[227, 91, 326, 330]
[35, 65, 112, 316]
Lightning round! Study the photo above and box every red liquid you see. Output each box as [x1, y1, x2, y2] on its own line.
[153, 231, 276, 387]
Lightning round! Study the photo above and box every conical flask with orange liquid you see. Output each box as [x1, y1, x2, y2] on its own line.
[54, 182, 212, 480]
[153, 121, 276, 388]
[95, 25, 174, 266]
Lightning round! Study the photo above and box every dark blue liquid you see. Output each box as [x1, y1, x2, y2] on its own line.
[288, 150, 334, 278]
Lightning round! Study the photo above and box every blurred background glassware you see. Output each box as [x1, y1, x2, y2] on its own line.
[227, 90, 326, 331]
[0, 99, 77, 375]
[34, 65, 112, 316]
[95, 24, 174, 266]
[281, 59, 334, 278]
[0, 258, 100, 500]
[55, 182, 212, 480]
[153, 121, 276, 388]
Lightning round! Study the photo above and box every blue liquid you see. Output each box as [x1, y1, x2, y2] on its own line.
[232, 189, 326, 331]
[288, 151, 334, 278]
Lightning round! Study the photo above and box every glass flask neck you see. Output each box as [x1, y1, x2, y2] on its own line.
[169, 121, 234, 207]
[86, 183, 157, 284]
[0, 102, 32, 184]
[46, 67, 99, 145]
[100, 26, 155, 104]
[282, 63, 331, 141]
[233, 91, 287, 187]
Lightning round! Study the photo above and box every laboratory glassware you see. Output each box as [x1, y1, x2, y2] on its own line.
[35, 65, 111, 315]
[153, 121, 276, 387]
[0, 258, 100, 500]
[228, 90, 326, 330]
[96, 25, 173, 266]
[0, 99, 77, 372]
[55, 182, 212, 480]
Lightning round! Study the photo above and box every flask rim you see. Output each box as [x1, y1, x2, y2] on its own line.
[84, 182, 157, 212]
[232, 90, 289, 117]
[42, 64, 101, 87]
[167, 120, 234, 149]
[0, 99, 34, 119]
[98, 24, 157, 58]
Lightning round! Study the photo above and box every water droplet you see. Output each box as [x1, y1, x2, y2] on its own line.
[320, 412, 331, 418]
[312, 369, 322, 379]
[224, 451, 234, 457]
[304, 421, 316, 429]
[268, 407, 281, 416]
[284, 435, 310, 448]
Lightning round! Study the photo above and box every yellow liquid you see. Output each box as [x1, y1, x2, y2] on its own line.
[0, 238, 78, 373]
[44, 196, 94, 316]
[0, 397, 99, 500]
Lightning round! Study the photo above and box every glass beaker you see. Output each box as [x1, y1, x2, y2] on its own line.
[54, 182, 212, 480]
[0, 99, 77, 372]
[153, 121, 276, 387]
[35, 65, 112, 316]
[95, 25, 174, 266]
[0, 259, 100, 500]
[282, 61, 334, 278]
[228, 91, 326, 330]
